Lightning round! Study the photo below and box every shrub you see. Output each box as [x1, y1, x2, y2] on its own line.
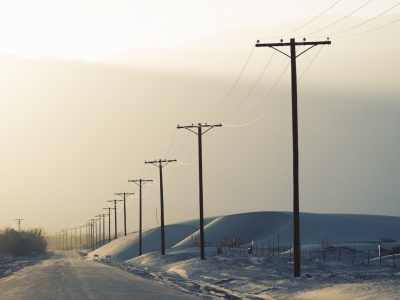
[0, 228, 47, 255]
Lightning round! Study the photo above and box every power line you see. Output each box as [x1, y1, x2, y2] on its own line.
[319, 2, 400, 37]
[305, 0, 374, 37]
[207, 46, 256, 121]
[164, 128, 178, 157]
[223, 43, 325, 128]
[233, 60, 291, 125]
[335, 15, 400, 38]
[222, 51, 276, 123]
[264, 0, 342, 40]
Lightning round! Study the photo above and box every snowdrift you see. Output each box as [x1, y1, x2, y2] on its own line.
[270, 213, 400, 246]
[87, 211, 400, 260]
[173, 211, 292, 247]
[87, 224, 197, 260]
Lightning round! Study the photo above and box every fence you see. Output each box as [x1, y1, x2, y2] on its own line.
[208, 241, 398, 269]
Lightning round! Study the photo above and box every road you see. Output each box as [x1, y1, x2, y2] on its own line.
[0, 251, 198, 299]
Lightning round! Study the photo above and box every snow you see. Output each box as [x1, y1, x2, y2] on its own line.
[2, 211, 400, 299]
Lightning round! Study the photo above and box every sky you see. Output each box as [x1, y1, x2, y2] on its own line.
[0, 0, 399, 234]
[0, 0, 399, 60]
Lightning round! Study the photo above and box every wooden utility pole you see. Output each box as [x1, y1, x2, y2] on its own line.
[177, 123, 222, 260]
[103, 207, 115, 242]
[145, 159, 176, 255]
[255, 38, 331, 277]
[107, 199, 123, 239]
[128, 178, 153, 256]
[114, 192, 135, 236]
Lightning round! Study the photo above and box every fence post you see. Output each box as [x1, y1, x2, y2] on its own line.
[277, 234, 280, 257]
[394, 254, 396, 269]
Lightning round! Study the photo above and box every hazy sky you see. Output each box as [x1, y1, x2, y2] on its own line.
[0, 0, 399, 60]
[0, 1, 399, 234]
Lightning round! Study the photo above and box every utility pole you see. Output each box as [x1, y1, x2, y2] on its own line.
[86, 223, 89, 249]
[96, 215, 102, 247]
[145, 159, 176, 255]
[93, 219, 98, 249]
[70, 228, 73, 250]
[15, 219, 23, 231]
[103, 207, 115, 243]
[101, 214, 106, 245]
[65, 228, 69, 250]
[107, 200, 123, 239]
[114, 192, 135, 236]
[177, 123, 222, 260]
[255, 38, 331, 277]
[128, 178, 153, 256]
[78, 226, 82, 248]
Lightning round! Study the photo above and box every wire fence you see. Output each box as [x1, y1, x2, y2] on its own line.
[202, 240, 398, 269]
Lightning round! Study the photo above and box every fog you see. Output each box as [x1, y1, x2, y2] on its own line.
[0, 12, 399, 233]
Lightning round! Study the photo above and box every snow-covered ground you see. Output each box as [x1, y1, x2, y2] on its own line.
[2, 211, 400, 299]
[84, 211, 400, 299]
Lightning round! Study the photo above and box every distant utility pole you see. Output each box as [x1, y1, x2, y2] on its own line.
[79, 225, 82, 248]
[101, 214, 106, 245]
[70, 228, 73, 250]
[103, 207, 115, 242]
[114, 192, 135, 236]
[177, 123, 222, 260]
[128, 178, 153, 256]
[107, 199, 123, 239]
[255, 38, 331, 278]
[15, 219, 23, 231]
[145, 159, 176, 255]
[96, 214, 102, 247]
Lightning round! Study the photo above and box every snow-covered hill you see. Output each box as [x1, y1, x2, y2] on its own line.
[82, 211, 400, 299]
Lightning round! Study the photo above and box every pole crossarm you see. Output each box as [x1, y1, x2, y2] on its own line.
[103, 207, 116, 212]
[177, 123, 222, 135]
[128, 179, 153, 185]
[145, 159, 177, 168]
[107, 199, 123, 205]
[114, 192, 135, 197]
[256, 40, 331, 58]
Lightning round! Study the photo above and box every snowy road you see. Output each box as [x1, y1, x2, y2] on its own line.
[0, 251, 197, 300]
